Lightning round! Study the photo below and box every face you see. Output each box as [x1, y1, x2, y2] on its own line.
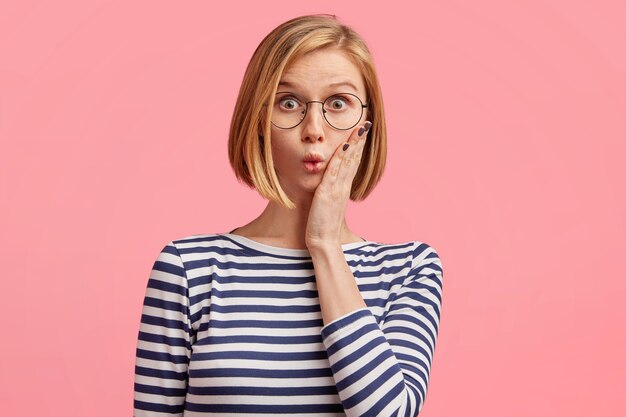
[267, 47, 369, 200]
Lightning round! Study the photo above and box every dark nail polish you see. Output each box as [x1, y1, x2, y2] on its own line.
[343, 143, 350, 151]
[358, 127, 365, 136]
[364, 121, 372, 130]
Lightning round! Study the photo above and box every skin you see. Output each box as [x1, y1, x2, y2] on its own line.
[232, 46, 372, 324]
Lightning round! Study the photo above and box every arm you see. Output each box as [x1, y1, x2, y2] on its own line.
[309, 244, 368, 325]
[311, 242, 443, 417]
[133, 241, 194, 416]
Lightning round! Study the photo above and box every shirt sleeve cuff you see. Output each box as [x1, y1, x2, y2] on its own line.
[320, 307, 377, 348]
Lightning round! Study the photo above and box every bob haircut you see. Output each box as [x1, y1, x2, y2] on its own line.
[228, 13, 387, 210]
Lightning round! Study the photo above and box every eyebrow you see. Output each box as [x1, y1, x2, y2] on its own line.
[277, 80, 359, 93]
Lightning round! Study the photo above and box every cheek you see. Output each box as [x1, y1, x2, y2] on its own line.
[270, 141, 298, 173]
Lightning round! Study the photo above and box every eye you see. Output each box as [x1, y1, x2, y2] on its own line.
[326, 95, 351, 110]
[278, 95, 302, 111]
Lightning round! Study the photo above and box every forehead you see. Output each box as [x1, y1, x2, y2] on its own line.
[278, 48, 365, 95]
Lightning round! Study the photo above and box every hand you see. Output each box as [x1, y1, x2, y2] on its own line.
[305, 120, 372, 250]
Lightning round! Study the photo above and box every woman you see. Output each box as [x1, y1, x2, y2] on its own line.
[134, 14, 443, 417]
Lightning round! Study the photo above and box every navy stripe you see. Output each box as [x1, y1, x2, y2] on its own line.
[140, 313, 190, 333]
[134, 382, 187, 397]
[134, 365, 187, 381]
[134, 399, 184, 413]
[193, 334, 323, 346]
[210, 302, 320, 314]
[184, 402, 345, 414]
[136, 347, 189, 365]
[142, 296, 187, 314]
[189, 367, 333, 379]
[207, 318, 323, 329]
[187, 385, 338, 396]
[147, 277, 187, 295]
[192, 349, 328, 362]
[152, 259, 186, 277]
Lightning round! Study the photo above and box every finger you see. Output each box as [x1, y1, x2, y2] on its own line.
[336, 121, 371, 185]
[318, 121, 370, 196]
[323, 122, 367, 182]
[347, 120, 372, 147]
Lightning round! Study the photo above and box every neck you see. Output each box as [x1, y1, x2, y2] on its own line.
[234, 196, 355, 249]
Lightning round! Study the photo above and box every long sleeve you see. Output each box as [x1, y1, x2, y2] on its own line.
[134, 241, 194, 416]
[320, 242, 443, 417]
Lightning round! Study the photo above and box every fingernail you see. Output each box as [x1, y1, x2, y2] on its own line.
[364, 121, 372, 130]
[343, 143, 350, 151]
[358, 127, 365, 136]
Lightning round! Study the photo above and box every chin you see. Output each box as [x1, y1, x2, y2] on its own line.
[285, 177, 322, 196]
[303, 174, 323, 186]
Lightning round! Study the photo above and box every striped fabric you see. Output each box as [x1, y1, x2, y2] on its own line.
[134, 233, 443, 416]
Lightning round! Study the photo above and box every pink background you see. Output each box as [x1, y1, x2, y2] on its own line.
[1, 1, 624, 416]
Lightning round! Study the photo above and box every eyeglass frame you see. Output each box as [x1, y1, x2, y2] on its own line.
[266, 91, 369, 131]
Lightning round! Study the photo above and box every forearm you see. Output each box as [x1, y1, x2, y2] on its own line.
[320, 309, 423, 417]
[311, 242, 444, 416]
[309, 244, 367, 325]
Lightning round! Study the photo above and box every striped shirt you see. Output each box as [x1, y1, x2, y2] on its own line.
[134, 232, 443, 416]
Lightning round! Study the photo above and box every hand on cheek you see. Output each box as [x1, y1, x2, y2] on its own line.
[305, 120, 372, 249]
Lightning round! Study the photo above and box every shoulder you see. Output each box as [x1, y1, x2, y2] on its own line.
[366, 238, 442, 280]
[409, 240, 443, 270]
[161, 232, 268, 264]
[362, 238, 440, 263]
[169, 232, 227, 248]
[356, 239, 442, 276]
[153, 233, 234, 265]
[407, 240, 444, 293]
[162, 232, 245, 255]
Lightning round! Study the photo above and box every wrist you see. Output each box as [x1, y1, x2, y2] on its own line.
[306, 241, 342, 256]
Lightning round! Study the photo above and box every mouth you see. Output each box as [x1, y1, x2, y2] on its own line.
[302, 160, 324, 173]
[302, 152, 325, 173]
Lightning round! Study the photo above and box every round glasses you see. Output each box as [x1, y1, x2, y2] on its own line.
[270, 91, 368, 130]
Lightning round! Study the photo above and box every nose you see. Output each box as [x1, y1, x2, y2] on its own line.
[301, 101, 326, 142]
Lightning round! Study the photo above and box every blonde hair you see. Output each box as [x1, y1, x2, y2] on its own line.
[228, 13, 387, 209]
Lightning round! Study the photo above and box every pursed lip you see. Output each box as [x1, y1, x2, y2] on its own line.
[302, 152, 325, 163]
[302, 152, 325, 174]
